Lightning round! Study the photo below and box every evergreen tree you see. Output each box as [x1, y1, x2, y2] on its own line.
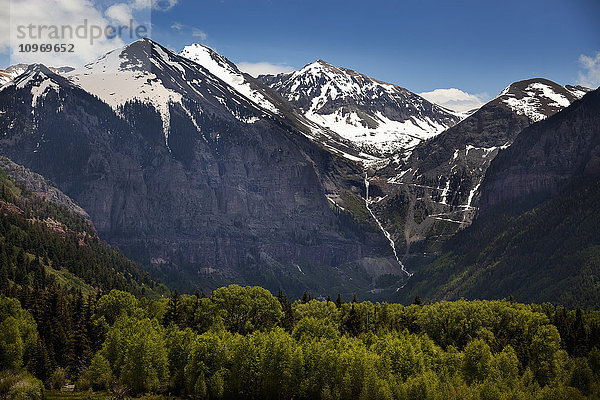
[301, 291, 311, 304]
[343, 304, 362, 336]
[336, 293, 343, 308]
[163, 290, 182, 327]
[277, 292, 295, 332]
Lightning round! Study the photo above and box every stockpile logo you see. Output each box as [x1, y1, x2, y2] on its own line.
[4, 0, 169, 69]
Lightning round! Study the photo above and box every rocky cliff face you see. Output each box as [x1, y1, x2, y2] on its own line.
[395, 88, 600, 307]
[479, 87, 600, 210]
[365, 79, 589, 268]
[0, 42, 397, 297]
[0, 156, 90, 220]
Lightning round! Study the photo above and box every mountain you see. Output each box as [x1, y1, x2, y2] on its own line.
[0, 64, 28, 85]
[366, 78, 589, 270]
[259, 60, 461, 158]
[479, 87, 600, 209]
[0, 163, 162, 296]
[0, 64, 73, 86]
[179, 43, 282, 114]
[0, 155, 90, 220]
[398, 88, 600, 307]
[495, 79, 591, 122]
[179, 44, 370, 162]
[0, 39, 400, 298]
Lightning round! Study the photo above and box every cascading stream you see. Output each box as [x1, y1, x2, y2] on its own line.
[364, 172, 413, 280]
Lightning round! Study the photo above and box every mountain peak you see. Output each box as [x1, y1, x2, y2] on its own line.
[179, 43, 278, 113]
[314, 59, 333, 66]
[180, 43, 241, 76]
[494, 78, 586, 122]
[0, 62, 68, 110]
[499, 77, 562, 96]
[181, 42, 217, 55]
[261, 59, 460, 157]
[24, 63, 53, 75]
[300, 59, 340, 75]
[1, 64, 73, 86]
[11, 63, 62, 89]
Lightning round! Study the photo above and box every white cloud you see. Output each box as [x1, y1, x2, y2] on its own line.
[418, 88, 488, 112]
[0, 0, 9, 54]
[192, 29, 207, 41]
[151, 0, 177, 11]
[170, 22, 183, 31]
[577, 51, 600, 89]
[3, 0, 155, 68]
[6, 0, 123, 67]
[105, 3, 133, 26]
[237, 61, 295, 77]
[170, 22, 207, 42]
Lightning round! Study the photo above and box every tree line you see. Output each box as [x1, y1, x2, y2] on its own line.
[2, 284, 600, 399]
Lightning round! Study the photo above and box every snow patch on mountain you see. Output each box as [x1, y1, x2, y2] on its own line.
[0, 65, 28, 86]
[2, 65, 61, 111]
[180, 44, 278, 114]
[306, 109, 448, 154]
[30, 79, 60, 109]
[262, 59, 460, 156]
[499, 80, 587, 122]
[67, 46, 182, 146]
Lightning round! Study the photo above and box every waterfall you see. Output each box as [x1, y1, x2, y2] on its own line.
[364, 172, 413, 279]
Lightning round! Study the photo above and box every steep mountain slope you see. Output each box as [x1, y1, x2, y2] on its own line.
[65, 39, 273, 144]
[0, 40, 398, 298]
[479, 87, 600, 209]
[396, 88, 600, 307]
[401, 176, 600, 308]
[367, 78, 589, 270]
[0, 166, 162, 296]
[0, 64, 73, 86]
[179, 43, 280, 114]
[259, 60, 461, 157]
[0, 156, 90, 220]
[179, 44, 370, 162]
[0, 64, 28, 85]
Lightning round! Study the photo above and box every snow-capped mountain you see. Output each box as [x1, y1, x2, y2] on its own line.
[180, 44, 376, 162]
[0, 64, 28, 86]
[180, 43, 279, 114]
[366, 78, 590, 268]
[0, 64, 74, 86]
[259, 60, 461, 157]
[494, 78, 591, 122]
[1, 64, 62, 108]
[65, 39, 364, 161]
[66, 38, 276, 147]
[0, 38, 400, 298]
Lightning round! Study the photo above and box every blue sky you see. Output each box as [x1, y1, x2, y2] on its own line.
[2, 0, 600, 106]
[154, 0, 600, 97]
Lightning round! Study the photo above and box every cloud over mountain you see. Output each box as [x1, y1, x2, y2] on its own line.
[418, 88, 488, 112]
[577, 51, 600, 89]
[237, 61, 295, 77]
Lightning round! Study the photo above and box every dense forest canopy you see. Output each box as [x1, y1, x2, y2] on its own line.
[1, 285, 600, 399]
